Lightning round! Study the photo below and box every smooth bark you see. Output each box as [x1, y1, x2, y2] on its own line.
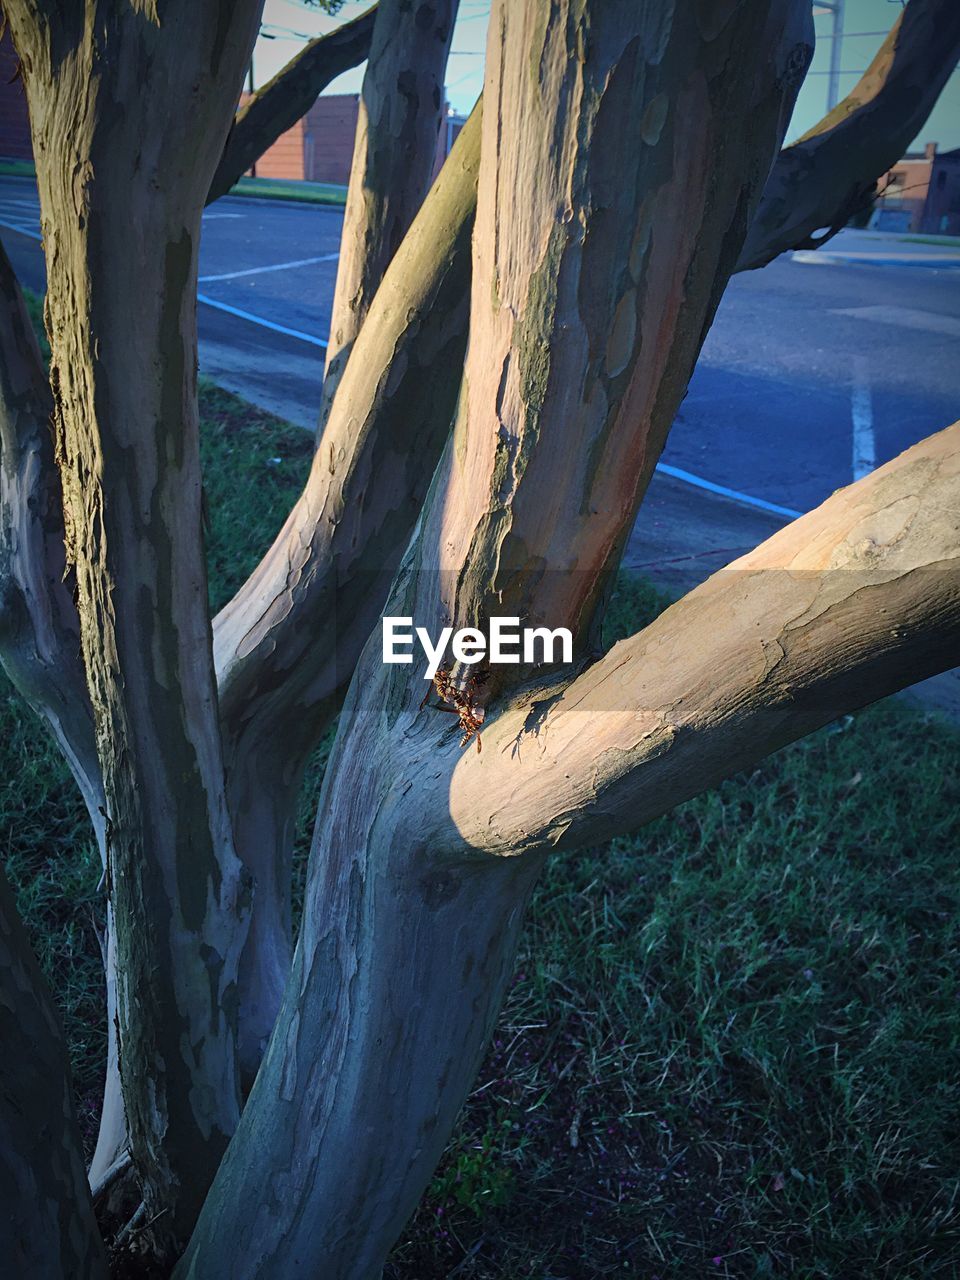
[180, 4, 812, 1275]
[739, 0, 960, 270]
[0, 868, 107, 1279]
[319, 0, 459, 426]
[214, 103, 480, 1076]
[207, 5, 379, 205]
[7, 0, 262, 1250]
[447, 423, 960, 854]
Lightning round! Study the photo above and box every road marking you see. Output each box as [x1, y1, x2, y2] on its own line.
[198, 253, 339, 282]
[196, 293, 328, 348]
[0, 217, 41, 240]
[654, 463, 803, 520]
[795, 250, 960, 270]
[851, 357, 875, 481]
[831, 305, 960, 338]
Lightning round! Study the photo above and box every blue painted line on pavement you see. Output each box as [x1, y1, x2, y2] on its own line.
[0, 217, 41, 241]
[0, 213, 808, 524]
[655, 463, 804, 520]
[196, 294, 328, 348]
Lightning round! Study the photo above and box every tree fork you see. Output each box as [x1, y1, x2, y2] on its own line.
[180, 4, 812, 1274]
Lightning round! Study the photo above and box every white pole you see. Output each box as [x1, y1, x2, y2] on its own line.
[826, 0, 845, 112]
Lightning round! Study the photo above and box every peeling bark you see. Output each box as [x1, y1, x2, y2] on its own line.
[0, 867, 107, 1279]
[180, 5, 812, 1275]
[319, 0, 459, 427]
[207, 5, 379, 205]
[7, 0, 263, 1252]
[739, 0, 960, 270]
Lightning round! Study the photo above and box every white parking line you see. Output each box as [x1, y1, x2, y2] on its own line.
[196, 293, 328, 348]
[851, 356, 875, 481]
[198, 253, 338, 282]
[832, 305, 960, 338]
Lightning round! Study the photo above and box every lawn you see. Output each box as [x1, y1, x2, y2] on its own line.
[227, 174, 348, 207]
[4, 293, 959, 1278]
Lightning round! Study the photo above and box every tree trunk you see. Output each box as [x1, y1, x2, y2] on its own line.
[0, 867, 107, 1279]
[7, 0, 262, 1251]
[179, 3, 812, 1275]
[319, 0, 459, 428]
[0, 219, 131, 1193]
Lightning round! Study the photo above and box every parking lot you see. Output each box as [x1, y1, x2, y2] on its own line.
[2, 170, 959, 543]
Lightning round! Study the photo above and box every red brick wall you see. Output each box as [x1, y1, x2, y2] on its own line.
[0, 24, 33, 161]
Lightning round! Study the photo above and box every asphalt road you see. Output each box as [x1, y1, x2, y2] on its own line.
[3, 172, 958, 713]
[3, 172, 957, 517]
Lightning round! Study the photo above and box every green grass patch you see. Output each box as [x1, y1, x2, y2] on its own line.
[3, 292, 959, 1276]
[227, 174, 347, 207]
[0, 157, 37, 178]
[904, 234, 960, 249]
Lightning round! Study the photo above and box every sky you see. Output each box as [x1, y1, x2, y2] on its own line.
[255, 0, 960, 153]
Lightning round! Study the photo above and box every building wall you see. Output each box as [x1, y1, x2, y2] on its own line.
[872, 143, 960, 235]
[0, 25, 33, 161]
[247, 93, 467, 189]
[303, 95, 361, 186]
[920, 152, 960, 235]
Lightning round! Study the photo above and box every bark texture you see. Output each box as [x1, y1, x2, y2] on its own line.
[180, 4, 812, 1276]
[739, 0, 960, 270]
[0, 232, 129, 1191]
[213, 103, 481, 1076]
[445, 423, 960, 854]
[319, 0, 459, 426]
[207, 5, 379, 205]
[7, 0, 262, 1250]
[0, 868, 107, 1279]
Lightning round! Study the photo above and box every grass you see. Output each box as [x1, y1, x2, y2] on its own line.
[0, 156, 36, 178]
[227, 174, 348, 207]
[3, 294, 960, 1277]
[904, 234, 960, 249]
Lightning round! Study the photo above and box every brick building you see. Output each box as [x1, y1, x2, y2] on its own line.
[242, 92, 467, 188]
[0, 35, 463, 192]
[871, 142, 960, 235]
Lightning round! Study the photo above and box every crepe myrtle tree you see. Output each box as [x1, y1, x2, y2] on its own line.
[0, 0, 958, 1275]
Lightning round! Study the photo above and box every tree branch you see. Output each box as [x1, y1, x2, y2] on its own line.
[212, 101, 481, 1075]
[0, 231, 130, 1195]
[319, 0, 460, 426]
[738, 0, 960, 272]
[0, 237, 102, 835]
[448, 422, 960, 856]
[206, 5, 379, 204]
[0, 867, 108, 1279]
